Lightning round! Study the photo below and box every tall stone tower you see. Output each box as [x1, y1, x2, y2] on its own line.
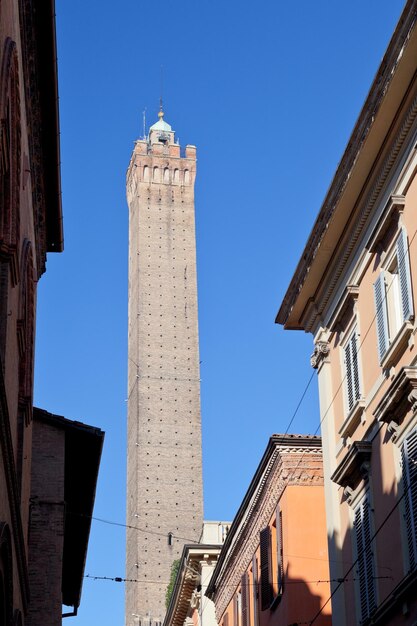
[125, 110, 203, 625]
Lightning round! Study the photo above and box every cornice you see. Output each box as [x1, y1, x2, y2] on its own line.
[277, 2, 417, 329]
[304, 86, 417, 333]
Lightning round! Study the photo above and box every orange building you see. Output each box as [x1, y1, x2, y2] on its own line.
[206, 435, 331, 626]
[277, 2, 417, 623]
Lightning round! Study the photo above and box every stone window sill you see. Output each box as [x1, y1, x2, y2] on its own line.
[339, 398, 365, 439]
[381, 320, 413, 370]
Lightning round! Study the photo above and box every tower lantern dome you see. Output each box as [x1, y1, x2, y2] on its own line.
[148, 109, 174, 145]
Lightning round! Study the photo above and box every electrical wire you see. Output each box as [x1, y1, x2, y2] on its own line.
[83, 573, 392, 587]
[65, 510, 199, 545]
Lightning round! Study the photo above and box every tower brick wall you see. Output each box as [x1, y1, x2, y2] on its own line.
[126, 115, 203, 625]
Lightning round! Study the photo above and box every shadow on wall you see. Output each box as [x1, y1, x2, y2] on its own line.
[259, 564, 332, 626]
[325, 438, 417, 626]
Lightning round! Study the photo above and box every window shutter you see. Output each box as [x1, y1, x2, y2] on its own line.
[241, 573, 249, 626]
[345, 331, 361, 412]
[374, 273, 389, 362]
[259, 526, 272, 610]
[252, 556, 259, 626]
[401, 429, 417, 570]
[233, 595, 238, 626]
[397, 228, 414, 322]
[277, 509, 284, 595]
[354, 495, 376, 621]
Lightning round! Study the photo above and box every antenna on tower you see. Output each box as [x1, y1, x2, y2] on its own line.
[142, 108, 147, 139]
[159, 65, 164, 117]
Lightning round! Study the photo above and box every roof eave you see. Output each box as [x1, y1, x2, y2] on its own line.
[276, 1, 417, 330]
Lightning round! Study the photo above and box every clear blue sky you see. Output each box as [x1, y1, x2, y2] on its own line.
[34, 1, 405, 624]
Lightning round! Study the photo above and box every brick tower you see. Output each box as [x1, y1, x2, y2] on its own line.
[125, 110, 203, 625]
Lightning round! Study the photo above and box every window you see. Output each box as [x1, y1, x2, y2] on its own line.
[277, 509, 284, 595]
[259, 514, 283, 612]
[354, 493, 376, 622]
[241, 573, 250, 626]
[234, 590, 242, 626]
[401, 428, 417, 571]
[252, 556, 259, 626]
[374, 227, 414, 362]
[344, 329, 361, 413]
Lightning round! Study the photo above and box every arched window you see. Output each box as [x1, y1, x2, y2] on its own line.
[173, 169, 179, 184]
[143, 165, 149, 182]
[164, 167, 169, 183]
[153, 166, 159, 182]
[13, 609, 23, 626]
[14, 241, 34, 497]
[17, 240, 34, 426]
[0, 524, 13, 626]
[0, 38, 21, 286]
[184, 169, 190, 185]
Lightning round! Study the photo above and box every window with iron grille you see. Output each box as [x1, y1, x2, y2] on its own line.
[354, 493, 376, 622]
[401, 428, 417, 571]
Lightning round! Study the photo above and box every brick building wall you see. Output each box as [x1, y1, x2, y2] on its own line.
[126, 115, 203, 624]
[26, 420, 65, 626]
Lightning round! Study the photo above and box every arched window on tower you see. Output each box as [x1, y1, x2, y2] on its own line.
[173, 168, 179, 184]
[143, 165, 149, 182]
[184, 169, 190, 185]
[153, 166, 159, 182]
[164, 167, 169, 183]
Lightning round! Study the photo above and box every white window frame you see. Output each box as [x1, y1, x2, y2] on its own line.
[373, 227, 414, 365]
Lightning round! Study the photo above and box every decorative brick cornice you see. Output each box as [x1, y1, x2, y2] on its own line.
[207, 436, 323, 620]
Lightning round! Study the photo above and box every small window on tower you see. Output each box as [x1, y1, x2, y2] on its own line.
[143, 165, 149, 182]
[173, 168, 179, 184]
[153, 166, 159, 182]
[164, 167, 169, 183]
[184, 169, 190, 185]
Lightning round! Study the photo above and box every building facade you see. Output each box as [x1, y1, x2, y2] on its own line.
[126, 110, 203, 625]
[0, 1, 103, 622]
[278, 2, 417, 623]
[206, 435, 332, 626]
[163, 522, 230, 626]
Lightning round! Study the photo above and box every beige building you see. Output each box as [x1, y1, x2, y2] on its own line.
[163, 522, 230, 626]
[126, 110, 203, 624]
[278, 1, 417, 623]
